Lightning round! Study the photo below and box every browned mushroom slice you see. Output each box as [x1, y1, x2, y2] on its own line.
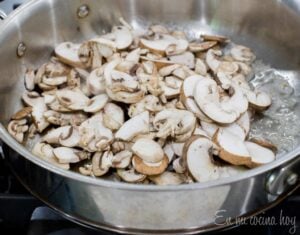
[245, 142, 276, 168]
[132, 155, 169, 176]
[11, 107, 32, 120]
[132, 138, 165, 163]
[189, 41, 218, 52]
[213, 129, 251, 165]
[248, 138, 277, 153]
[200, 34, 229, 43]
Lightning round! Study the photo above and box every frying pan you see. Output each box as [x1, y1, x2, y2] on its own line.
[0, 0, 300, 234]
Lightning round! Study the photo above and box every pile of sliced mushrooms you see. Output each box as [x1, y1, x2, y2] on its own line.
[8, 19, 277, 185]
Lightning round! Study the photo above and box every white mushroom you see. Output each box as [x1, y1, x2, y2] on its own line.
[24, 69, 35, 91]
[112, 26, 133, 50]
[128, 95, 163, 117]
[149, 172, 186, 185]
[43, 126, 73, 144]
[43, 110, 88, 126]
[102, 103, 125, 131]
[189, 41, 217, 52]
[194, 78, 248, 124]
[168, 51, 195, 69]
[115, 111, 149, 141]
[11, 107, 32, 120]
[7, 119, 28, 143]
[92, 151, 113, 176]
[195, 58, 208, 76]
[32, 142, 70, 170]
[53, 147, 90, 164]
[163, 143, 175, 163]
[245, 141, 275, 168]
[132, 138, 164, 163]
[84, 94, 109, 113]
[201, 34, 228, 43]
[230, 45, 256, 63]
[87, 67, 106, 95]
[132, 154, 169, 175]
[55, 42, 84, 68]
[111, 150, 132, 168]
[59, 127, 81, 147]
[56, 89, 90, 111]
[79, 113, 114, 152]
[117, 169, 146, 183]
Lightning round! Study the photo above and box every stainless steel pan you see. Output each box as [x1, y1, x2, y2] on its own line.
[0, 0, 300, 234]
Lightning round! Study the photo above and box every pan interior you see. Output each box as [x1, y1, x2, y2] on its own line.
[0, 0, 300, 175]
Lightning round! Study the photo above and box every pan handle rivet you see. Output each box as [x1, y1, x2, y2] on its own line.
[77, 5, 89, 19]
[17, 42, 26, 57]
[286, 173, 298, 186]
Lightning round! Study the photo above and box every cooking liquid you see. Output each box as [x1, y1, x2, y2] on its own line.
[249, 62, 300, 156]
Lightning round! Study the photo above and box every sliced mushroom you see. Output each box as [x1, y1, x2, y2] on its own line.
[249, 138, 277, 153]
[53, 147, 90, 164]
[128, 95, 163, 117]
[32, 142, 70, 170]
[168, 51, 195, 69]
[43, 126, 72, 144]
[213, 129, 251, 165]
[115, 111, 149, 141]
[189, 41, 218, 52]
[92, 151, 113, 176]
[79, 113, 114, 152]
[87, 67, 106, 95]
[102, 103, 124, 131]
[84, 94, 109, 113]
[140, 56, 175, 69]
[11, 107, 32, 120]
[194, 78, 248, 124]
[7, 119, 28, 143]
[245, 141, 275, 168]
[112, 26, 133, 50]
[153, 109, 196, 140]
[195, 58, 208, 76]
[117, 168, 146, 183]
[59, 127, 81, 147]
[24, 69, 35, 91]
[132, 138, 164, 163]
[43, 110, 88, 126]
[201, 34, 228, 43]
[56, 89, 90, 111]
[230, 45, 256, 63]
[55, 42, 84, 68]
[111, 150, 132, 168]
[172, 157, 186, 174]
[181, 75, 212, 122]
[149, 172, 186, 185]
[132, 155, 169, 175]
[163, 143, 175, 163]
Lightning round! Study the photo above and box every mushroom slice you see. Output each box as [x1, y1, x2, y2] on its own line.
[125, 48, 141, 64]
[79, 113, 114, 152]
[244, 90, 272, 111]
[201, 34, 228, 43]
[43, 110, 88, 126]
[140, 35, 188, 56]
[24, 69, 35, 90]
[32, 143, 70, 170]
[236, 111, 250, 136]
[55, 42, 84, 68]
[56, 89, 90, 111]
[200, 121, 218, 138]
[168, 51, 195, 69]
[102, 103, 124, 131]
[7, 119, 28, 143]
[112, 26, 133, 50]
[163, 143, 175, 163]
[194, 78, 248, 124]
[115, 111, 149, 141]
[153, 109, 196, 139]
[59, 127, 81, 147]
[189, 41, 218, 52]
[173, 157, 186, 174]
[43, 126, 72, 144]
[53, 147, 89, 164]
[92, 151, 113, 176]
[184, 136, 220, 182]
[110, 70, 140, 92]
[159, 64, 181, 77]
[132, 138, 165, 163]
[149, 172, 186, 185]
[213, 129, 251, 165]
[230, 45, 256, 63]
[171, 142, 185, 157]
[140, 56, 175, 69]
[42, 76, 67, 86]
[87, 67, 106, 95]
[249, 138, 277, 153]
[245, 141, 276, 168]
[149, 24, 169, 34]
[11, 107, 32, 120]
[181, 75, 212, 122]
[84, 94, 109, 113]
[132, 155, 169, 176]
[193, 126, 210, 138]
[117, 169, 146, 183]
[195, 58, 208, 76]
[128, 95, 163, 117]
[111, 150, 132, 168]
[22, 91, 40, 106]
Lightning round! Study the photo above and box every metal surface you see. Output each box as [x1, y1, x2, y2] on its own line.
[0, 0, 300, 233]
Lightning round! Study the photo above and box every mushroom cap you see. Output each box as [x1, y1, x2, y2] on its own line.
[132, 138, 165, 163]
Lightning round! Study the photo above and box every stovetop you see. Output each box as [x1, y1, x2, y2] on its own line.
[0, 1, 300, 234]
